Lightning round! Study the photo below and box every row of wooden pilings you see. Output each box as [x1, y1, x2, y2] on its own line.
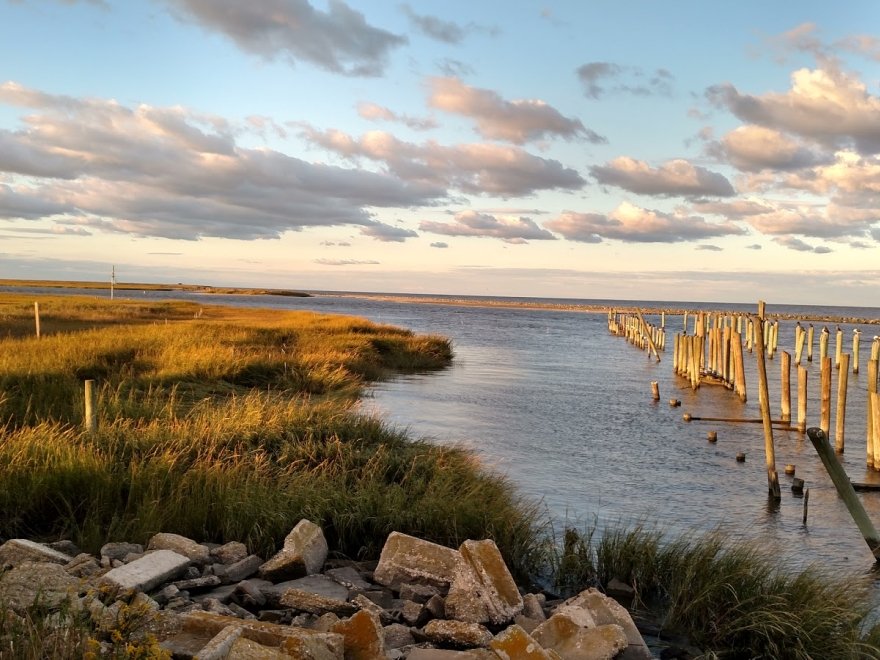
[607, 310, 665, 361]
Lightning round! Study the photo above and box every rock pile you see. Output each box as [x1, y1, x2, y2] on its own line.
[0, 521, 653, 659]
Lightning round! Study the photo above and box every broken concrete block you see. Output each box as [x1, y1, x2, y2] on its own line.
[219, 554, 263, 583]
[568, 589, 651, 659]
[173, 575, 222, 591]
[383, 623, 415, 649]
[147, 533, 211, 564]
[522, 593, 547, 621]
[280, 587, 357, 617]
[445, 539, 523, 626]
[211, 541, 249, 565]
[533, 614, 627, 660]
[195, 624, 244, 659]
[100, 542, 144, 562]
[258, 519, 328, 581]
[422, 619, 492, 648]
[0, 539, 73, 568]
[228, 635, 290, 658]
[233, 579, 268, 609]
[400, 583, 440, 604]
[325, 566, 372, 592]
[101, 549, 190, 593]
[65, 553, 103, 578]
[373, 532, 461, 590]
[408, 650, 495, 659]
[331, 609, 385, 660]
[0, 561, 79, 614]
[490, 624, 556, 659]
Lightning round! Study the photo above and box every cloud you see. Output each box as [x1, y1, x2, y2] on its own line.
[696, 244, 723, 251]
[400, 4, 494, 43]
[163, 0, 406, 76]
[435, 58, 474, 77]
[544, 202, 746, 243]
[577, 62, 674, 99]
[691, 199, 775, 218]
[314, 258, 380, 265]
[746, 243, 763, 250]
[0, 82, 446, 240]
[420, 209, 556, 243]
[300, 126, 586, 196]
[430, 241, 448, 248]
[710, 125, 826, 171]
[360, 220, 418, 242]
[590, 157, 735, 197]
[706, 66, 880, 154]
[357, 102, 437, 131]
[773, 236, 832, 253]
[427, 77, 603, 144]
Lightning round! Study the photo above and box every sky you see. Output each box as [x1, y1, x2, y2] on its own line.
[1, 1, 879, 305]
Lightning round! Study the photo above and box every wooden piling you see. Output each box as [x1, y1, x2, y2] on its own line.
[753, 314, 781, 499]
[835, 327, 843, 369]
[872, 392, 880, 474]
[835, 353, 850, 453]
[820, 356, 832, 435]
[651, 381, 660, 401]
[795, 322, 805, 365]
[853, 329, 860, 374]
[807, 324, 814, 362]
[84, 379, 96, 434]
[780, 351, 791, 422]
[34, 301, 41, 338]
[807, 427, 880, 559]
[820, 327, 829, 362]
[869, 359, 879, 469]
[732, 330, 747, 402]
[803, 488, 809, 525]
[797, 366, 808, 434]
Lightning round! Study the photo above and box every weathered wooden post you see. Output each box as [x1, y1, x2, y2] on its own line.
[873, 391, 880, 475]
[732, 330, 747, 402]
[780, 351, 791, 422]
[683, 311, 688, 334]
[34, 301, 41, 338]
[807, 428, 880, 559]
[84, 379, 97, 434]
[651, 381, 660, 401]
[869, 359, 879, 469]
[820, 327, 830, 362]
[853, 329, 860, 375]
[820, 356, 832, 435]
[797, 366, 808, 434]
[835, 326, 843, 369]
[746, 318, 754, 353]
[795, 322, 805, 365]
[835, 353, 850, 453]
[753, 314, 781, 499]
[807, 324, 815, 362]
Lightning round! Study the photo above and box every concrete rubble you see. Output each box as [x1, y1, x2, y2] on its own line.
[0, 521, 655, 659]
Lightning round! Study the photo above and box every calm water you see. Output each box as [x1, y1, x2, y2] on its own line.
[10, 287, 880, 593]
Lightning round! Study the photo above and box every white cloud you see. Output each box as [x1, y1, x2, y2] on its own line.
[712, 125, 825, 171]
[590, 157, 735, 197]
[163, 0, 406, 76]
[427, 77, 603, 144]
[314, 258, 380, 265]
[544, 202, 745, 243]
[357, 102, 437, 131]
[420, 209, 556, 243]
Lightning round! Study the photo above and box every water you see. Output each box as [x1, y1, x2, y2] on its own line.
[9, 286, 880, 594]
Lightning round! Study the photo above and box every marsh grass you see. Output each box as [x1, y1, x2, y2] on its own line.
[555, 524, 880, 659]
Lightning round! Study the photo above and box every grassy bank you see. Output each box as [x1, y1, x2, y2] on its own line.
[1, 293, 878, 657]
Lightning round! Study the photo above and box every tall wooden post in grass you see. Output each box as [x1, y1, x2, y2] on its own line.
[807, 428, 880, 559]
[869, 359, 879, 469]
[780, 351, 791, 422]
[84, 379, 97, 435]
[34, 301, 41, 338]
[820, 357, 832, 435]
[753, 313, 781, 499]
[797, 366, 808, 434]
[835, 353, 850, 453]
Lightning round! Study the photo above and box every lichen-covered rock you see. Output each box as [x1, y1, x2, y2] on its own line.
[532, 614, 627, 660]
[280, 587, 357, 616]
[445, 539, 523, 626]
[260, 519, 329, 581]
[211, 541, 249, 565]
[331, 609, 385, 660]
[373, 532, 461, 590]
[421, 619, 492, 648]
[0, 539, 73, 568]
[0, 561, 79, 613]
[147, 533, 211, 564]
[564, 589, 651, 659]
[490, 624, 556, 659]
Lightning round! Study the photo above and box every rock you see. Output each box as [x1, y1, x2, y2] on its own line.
[147, 533, 211, 565]
[445, 539, 523, 625]
[0, 561, 79, 613]
[325, 566, 373, 592]
[46, 540, 80, 556]
[193, 583, 237, 605]
[605, 578, 634, 601]
[400, 583, 440, 604]
[513, 614, 543, 634]
[173, 575, 222, 591]
[65, 552, 103, 578]
[373, 532, 461, 590]
[361, 589, 394, 609]
[229, 602, 258, 620]
[234, 579, 268, 608]
[195, 624, 244, 659]
[100, 542, 144, 562]
[312, 612, 342, 632]
[383, 623, 416, 649]
[408, 650, 495, 659]
[280, 588, 357, 616]
[532, 614, 628, 660]
[100, 549, 190, 593]
[228, 635, 291, 658]
[153, 584, 180, 605]
[567, 589, 651, 659]
[202, 598, 237, 617]
[522, 593, 547, 621]
[217, 554, 264, 583]
[331, 609, 385, 660]
[490, 624, 556, 659]
[211, 541, 249, 565]
[351, 593, 391, 622]
[259, 519, 329, 581]
[421, 620, 492, 648]
[272, 574, 350, 602]
[0, 539, 73, 568]
[424, 594, 446, 621]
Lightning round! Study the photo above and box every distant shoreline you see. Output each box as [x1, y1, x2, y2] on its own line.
[1, 278, 878, 325]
